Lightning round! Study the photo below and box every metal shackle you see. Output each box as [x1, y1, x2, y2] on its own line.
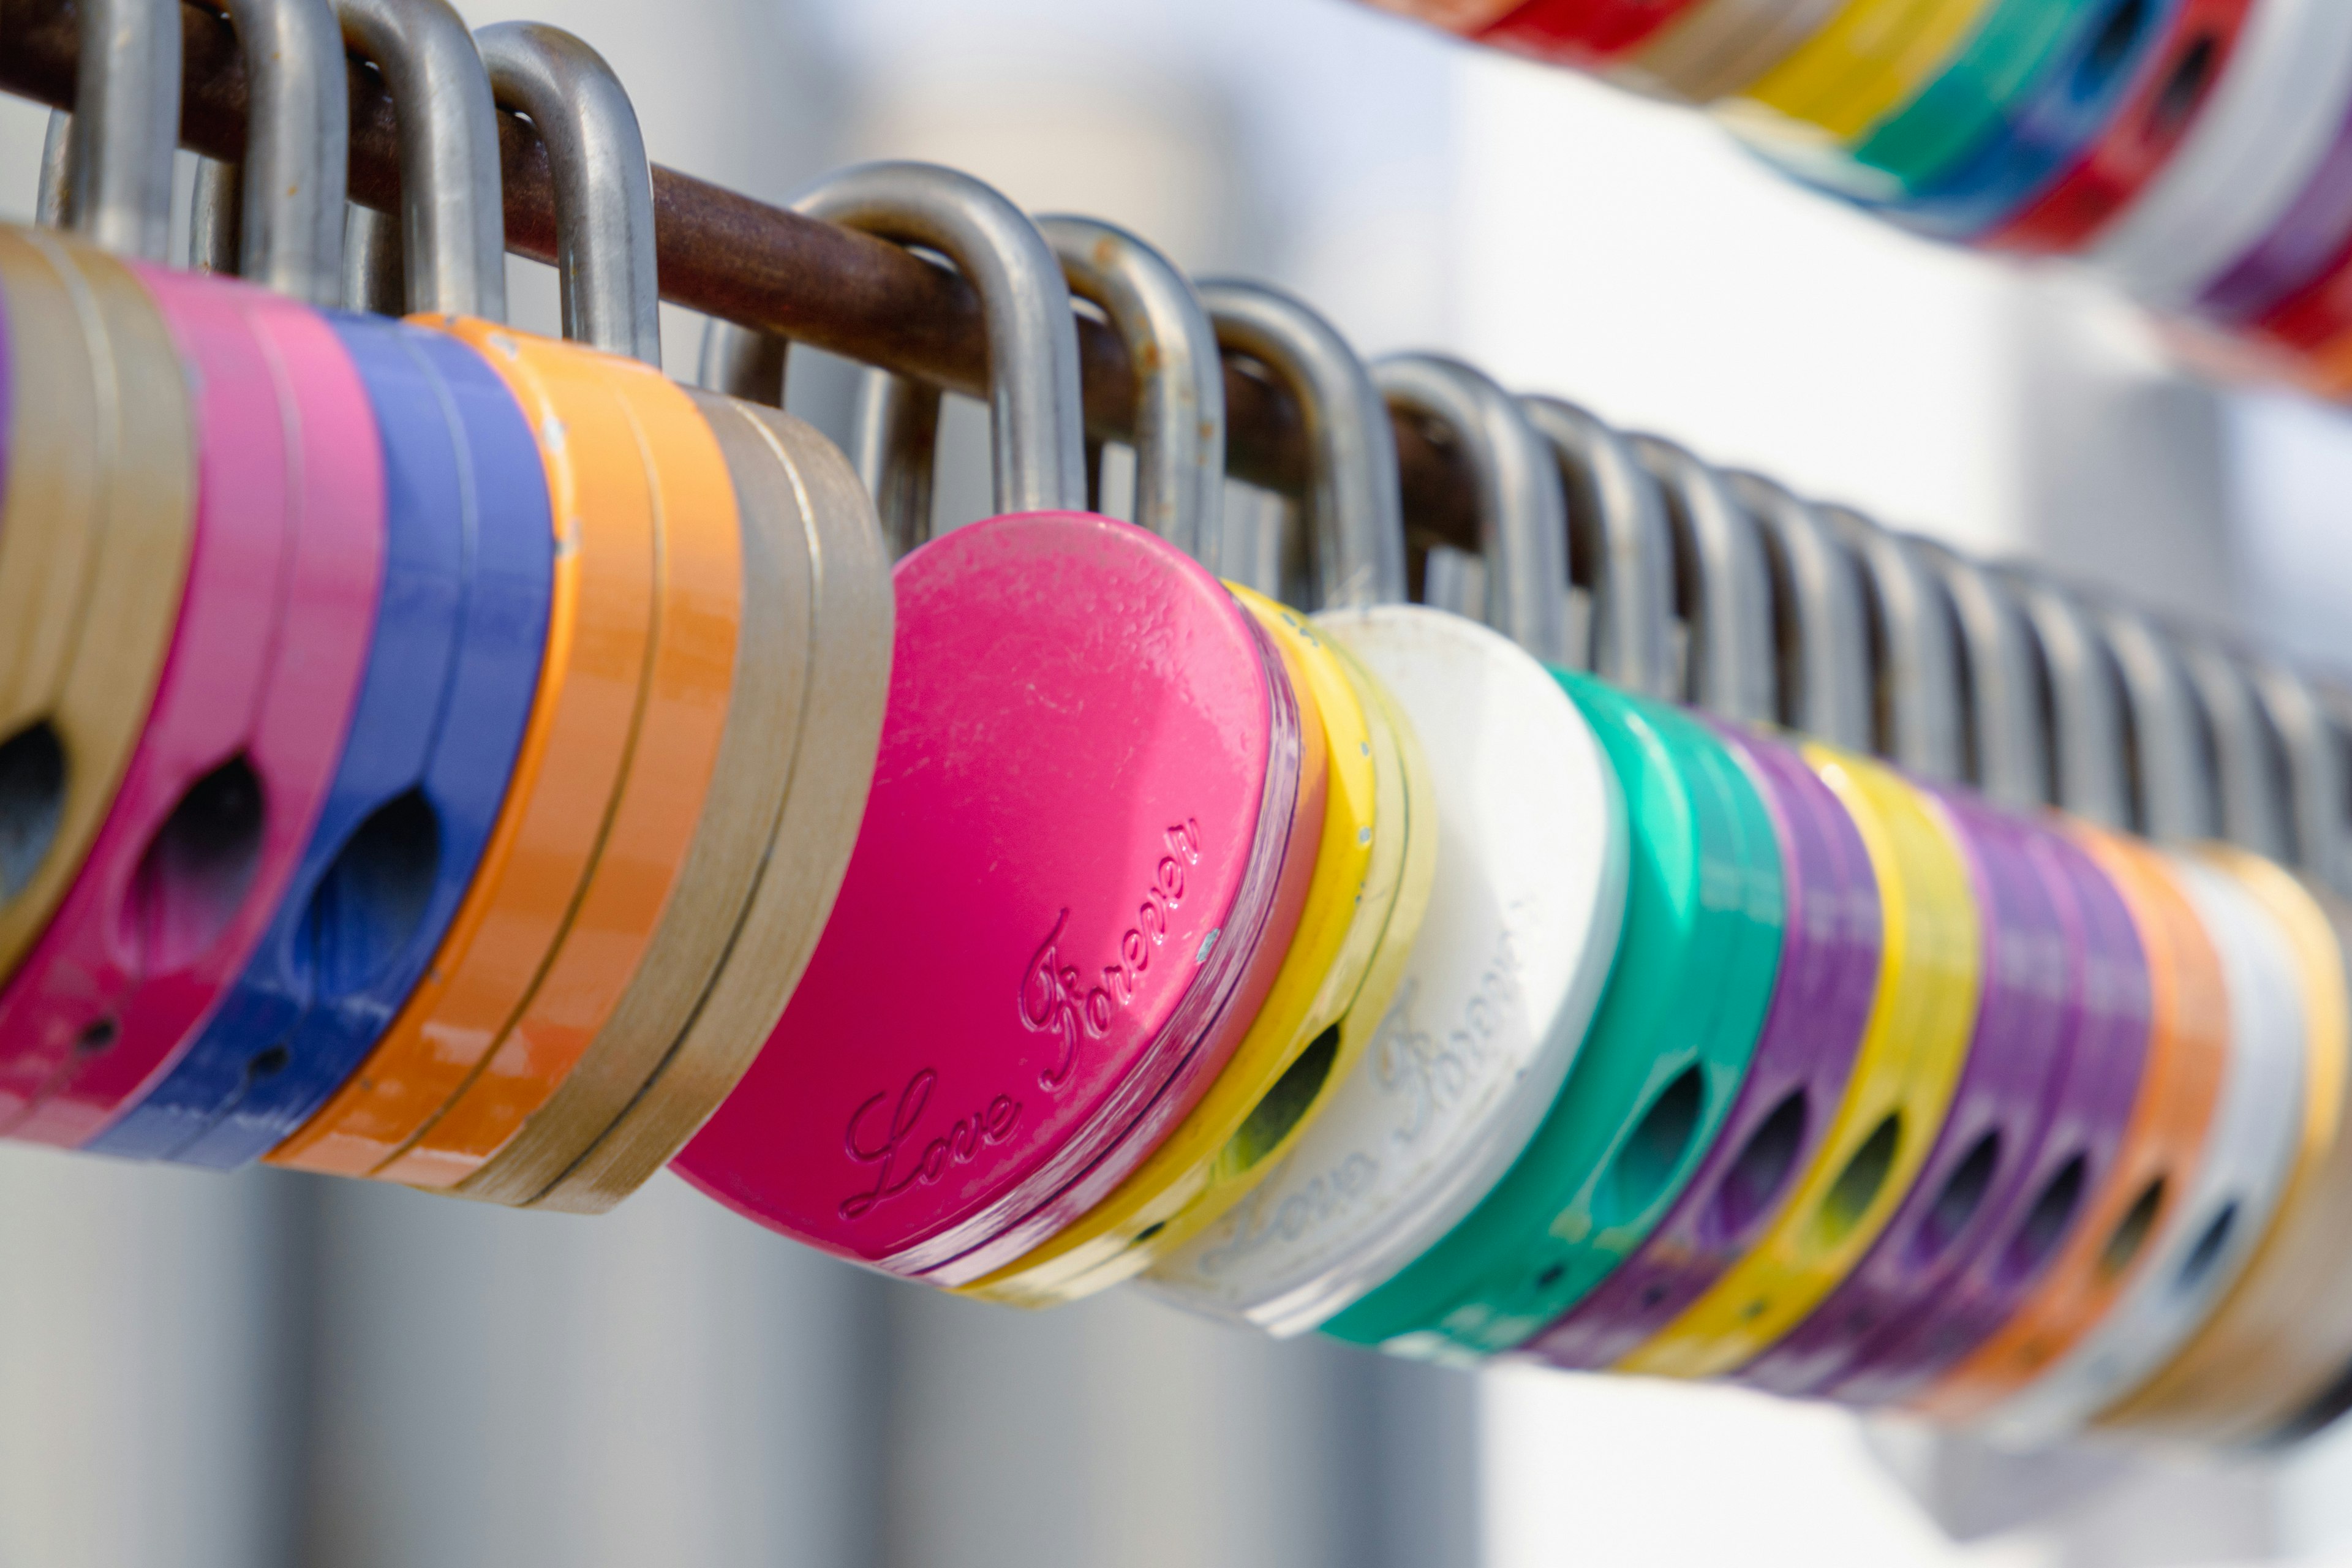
[1202, 281, 1406, 609]
[1520, 397, 1676, 701]
[1820, 505, 1966, 783]
[2179, 638, 2290, 860]
[817, 162, 1085, 526]
[178, 0, 348, 304]
[334, 0, 507, 320]
[1724, 469, 1871, 752]
[477, 21, 658, 363]
[39, 0, 180, 259]
[1909, 537, 2049, 812]
[1038, 216, 1226, 559]
[1374, 355, 1570, 662]
[2095, 601, 2218, 843]
[1627, 434, 1776, 726]
[2247, 660, 2351, 895]
[1998, 570, 2131, 826]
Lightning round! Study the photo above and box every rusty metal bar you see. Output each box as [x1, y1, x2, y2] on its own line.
[0, 0, 1477, 530]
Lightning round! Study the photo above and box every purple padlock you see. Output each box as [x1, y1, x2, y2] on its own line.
[2199, 89, 2352, 326]
[1815, 819, 2155, 1406]
[1520, 722, 1880, 1371]
[1735, 788, 2079, 1396]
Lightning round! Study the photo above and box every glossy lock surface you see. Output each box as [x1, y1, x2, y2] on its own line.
[0, 231, 194, 985]
[91, 318, 552, 1166]
[2095, 859, 2351, 1446]
[678, 513, 1315, 1281]
[1740, 795, 2097, 1398]
[1988, 0, 2255, 253]
[1742, 0, 2007, 142]
[1145, 605, 1628, 1335]
[964, 589, 1414, 1306]
[1616, 0, 1847, 106]
[1868, 0, 2190, 242]
[268, 319, 657, 1179]
[380, 336, 739, 1192]
[1821, 822, 2152, 1407]
[1, 268, 382, 1147]
[514, 396, 892, 1215]
[1525, 722, 1879, 1373]
[1323, 676, 1783, 1359]
[1618, 749, 1980, 1381]
[1910, 825, 2226, 1424]
[2193, 8, 2352, 325]
[1980, 850, 2311, 1446]
[2089, 0, 2352, 311]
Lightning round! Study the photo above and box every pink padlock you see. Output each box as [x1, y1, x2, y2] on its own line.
[678, 164, 1324, 1284]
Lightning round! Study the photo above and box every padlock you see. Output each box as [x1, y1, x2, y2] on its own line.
[266, 0, 736, 1191]
[1986, 0, 2253, 255]
[1617, 502, 1985, 1382]
[1740, 549, 2149, 1404]
[2086, 0, 2352, 314]
[961, 245, 1434, 1306]
[1319, 361, 1785, 1362]
[1908, 587, 2229, 1426]
[1148, 344, 1630, 1336]
[86, 0, 556, 1169]
[2089, 690, 2351, 1443]
[486, 42, 891, 1215]
[676, 165, 1326, 1287]
[1975, 616, 2312, 1447]
[0, 9, 197, 993]
[1852, 0, 2195, 244]
[1528, 477, 1880, 1374]
[0, 0, 385, 1148]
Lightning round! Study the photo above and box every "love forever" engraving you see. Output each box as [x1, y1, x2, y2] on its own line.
[1017, 821, 1204, 1089]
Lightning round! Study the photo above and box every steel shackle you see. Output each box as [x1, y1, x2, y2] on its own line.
[1820, 504, 1965, 782]
[1520, 397, 1675, 701]
[2097, 601, 2219, 843]
[1725, 469, 1871, 752]
[1909, 537, 2049, 812]
[1373, 354, 1570, 662]
[180, 0, 349, 304]
[2248, 662, 2352, 896]
[1039, 216, 1225, 558]
[1627, 434, 1776, 726]
[475, 22, 658, 364]
[37, 0, 180, 260]
[2180, 637, 2291, 860]
[1997, 570, 2132, 826]
[1202, 282, 1407, 610]
[334, 0, 507, 321]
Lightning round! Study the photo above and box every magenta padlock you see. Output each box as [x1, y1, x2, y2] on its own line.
[677, 164, 1324, 1286]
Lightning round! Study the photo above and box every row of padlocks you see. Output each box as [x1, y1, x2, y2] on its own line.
[5, 0, 2352, 1463]
[1362, 0, 2352, 401]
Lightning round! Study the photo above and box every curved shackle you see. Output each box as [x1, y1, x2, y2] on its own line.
[476, 22, 658, 364]
[181, 0, 349, 304]
[1373, 355, 1570, 662]
[1909, 537, 2049, 811]
[2094, 601, 2219, 843]
[1518, 397, 1676, 701]
[1996, 569, 2132, 827]
[1038, 216, 1226, 557]
[49, 0, 180, 259]
[1203, 282, 1406, 609]
[1723, 470, 1871, 752]
[333, 0, 507, 320]
[1625, 435, 1776, 726]
[2247, 661, 2351, 895]
[1819, 505, 1966, 783]
[2179, 637, 2291, 860]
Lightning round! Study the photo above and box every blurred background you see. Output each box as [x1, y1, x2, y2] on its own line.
[6, 0, 2352, 1562]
